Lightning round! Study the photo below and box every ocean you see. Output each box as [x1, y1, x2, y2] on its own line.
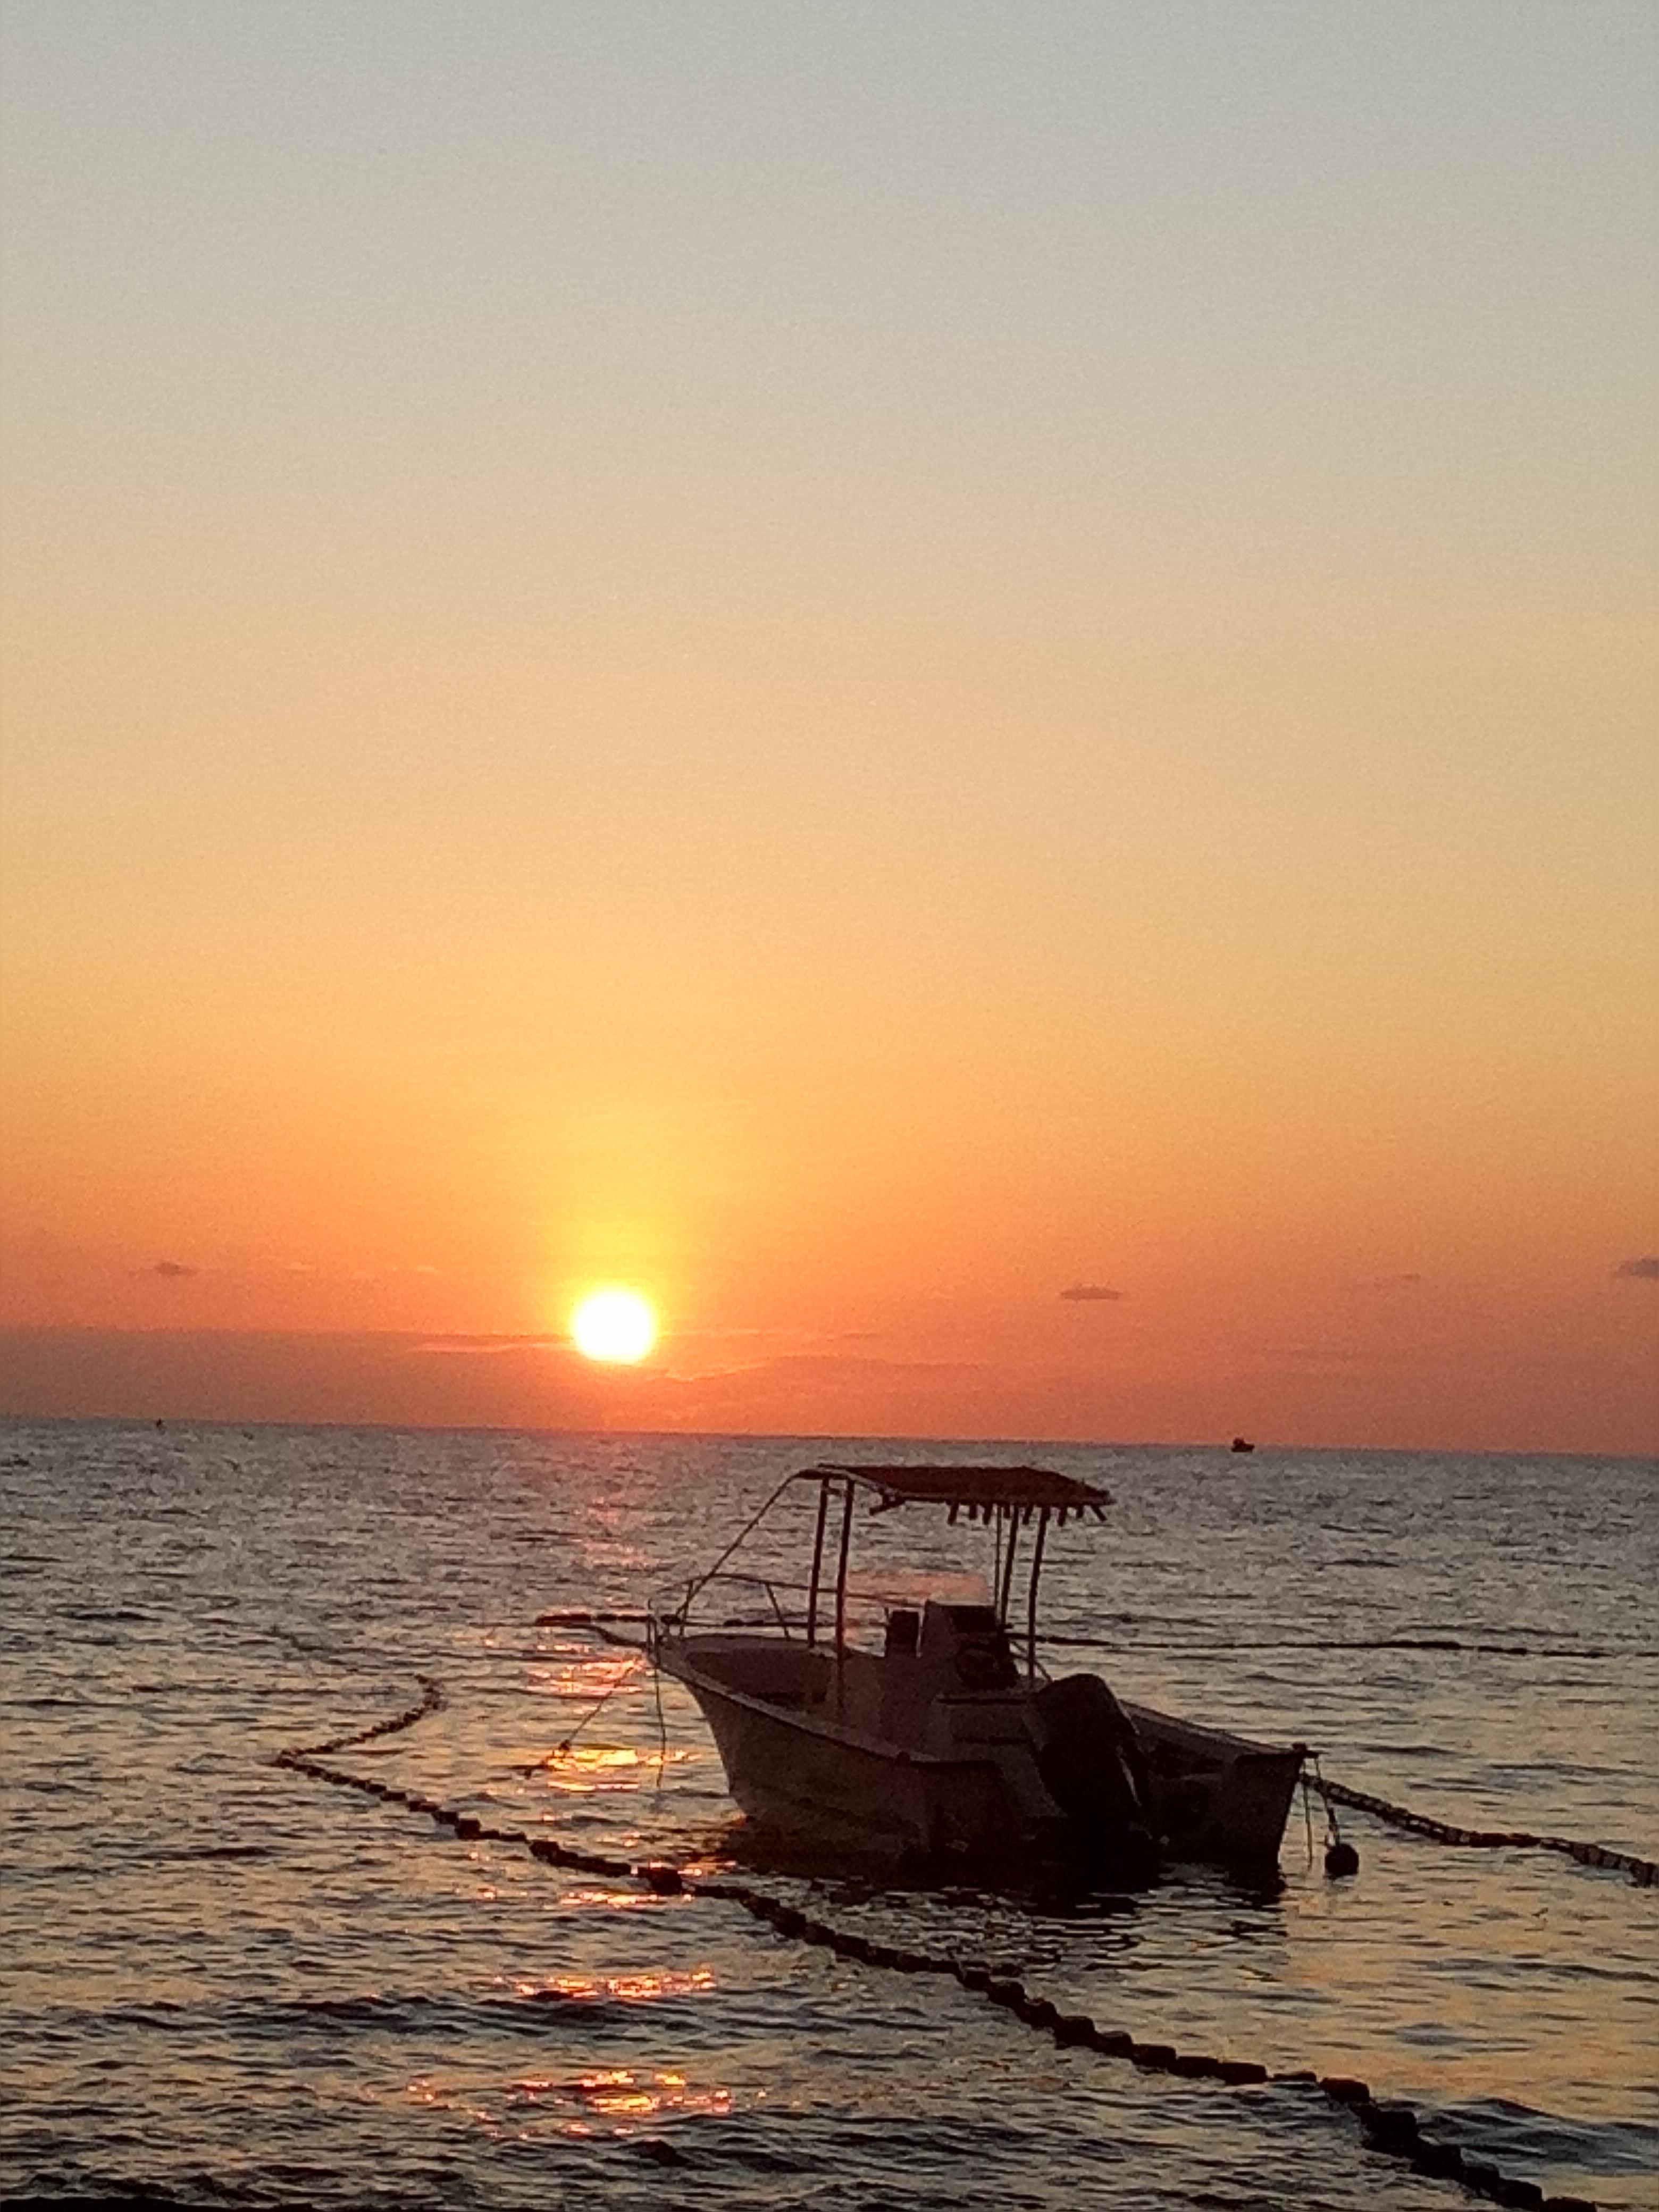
[2, 1422, 1654, 2210]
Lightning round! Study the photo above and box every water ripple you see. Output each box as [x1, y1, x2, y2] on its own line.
[1, 1424, 1653, 2210]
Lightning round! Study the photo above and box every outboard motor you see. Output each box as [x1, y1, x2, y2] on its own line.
[1032, 1673, 1159, 1881]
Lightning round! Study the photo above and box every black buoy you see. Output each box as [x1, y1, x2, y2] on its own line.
[1325, 1839, 1360, 1879]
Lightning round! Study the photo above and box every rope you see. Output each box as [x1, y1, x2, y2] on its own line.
[1324, 1781, 1656, 1888]
[536, 1608, 652, 1627]
[535, 1620, 1659, 1663]
[516, 1653, 646, 1772]
[539, 1618, 1655, 1890]
[275, 1680, 1606, 2212]
[538, 1613, 1657, 1888]
[1036, 1632, 1659, 1660]
[678, 1472, 799, 1612]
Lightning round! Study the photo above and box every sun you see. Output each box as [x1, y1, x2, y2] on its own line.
[569, 1287, 658, 1364]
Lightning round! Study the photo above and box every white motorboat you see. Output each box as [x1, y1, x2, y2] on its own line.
[651, 1463, 1304, 1878]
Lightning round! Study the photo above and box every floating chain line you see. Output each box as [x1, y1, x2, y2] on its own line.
[282, 1672, 446, 1757]
[1322, 1780, 1656, 1889]
[275, 1682, 1604, 2212]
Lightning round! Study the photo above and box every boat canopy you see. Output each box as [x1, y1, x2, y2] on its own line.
[665, 1460, 1112, 1667]
[799, 1463, 1110, 1522]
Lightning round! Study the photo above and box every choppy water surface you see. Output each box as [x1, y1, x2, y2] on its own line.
[2, 1424, 1654, 2209]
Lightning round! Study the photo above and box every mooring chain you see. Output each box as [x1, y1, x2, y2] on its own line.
[276, 1684, 1605, 2212]
[277, 1672, 445, 1759]
[1322, 1780, 1656, 1889]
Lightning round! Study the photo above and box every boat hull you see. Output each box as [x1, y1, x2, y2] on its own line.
[660, 1643, 1010, 1861]
[659, 1633, 1301, 1873]
[1125, 1703, 1304, 1870]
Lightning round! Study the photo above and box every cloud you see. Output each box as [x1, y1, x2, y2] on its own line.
[413, 1333, 562, 1356]
[146, 1260, 198, 1278]
[1614, 1256, 1659, 1280]
[1059, 1283, 1122, 1303]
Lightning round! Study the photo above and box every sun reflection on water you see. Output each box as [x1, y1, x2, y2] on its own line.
[408, 2062, 736, 2141]
[509, 2067, 735, 2121]
[554, 1885, 674, 1913]
[509, 1967, 716, 2003]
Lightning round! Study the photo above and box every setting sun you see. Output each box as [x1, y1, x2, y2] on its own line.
[569, 1289, 658, 1364]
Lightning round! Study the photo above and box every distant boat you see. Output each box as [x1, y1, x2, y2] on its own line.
[1230, 1437, 1255, 1454]
[649, 1462, 1303, 1876]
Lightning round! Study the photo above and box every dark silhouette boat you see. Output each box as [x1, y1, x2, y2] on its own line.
[652, 1463, 1302, 1876]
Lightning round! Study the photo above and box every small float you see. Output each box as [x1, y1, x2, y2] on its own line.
[651, 1463, 1304, 1878]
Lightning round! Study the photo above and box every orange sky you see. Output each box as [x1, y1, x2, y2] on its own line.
[2, 5, 1655, 1452]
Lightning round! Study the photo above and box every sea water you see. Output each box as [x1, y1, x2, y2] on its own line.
[2, 1422, 1654, 2209]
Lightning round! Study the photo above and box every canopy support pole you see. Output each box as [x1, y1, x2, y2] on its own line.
[998, 1506, 1021, 1625]
[833, 1478, 856, 1715]
[805, 1477, 831, 1648]
[1025, 1507, 1050, 1682]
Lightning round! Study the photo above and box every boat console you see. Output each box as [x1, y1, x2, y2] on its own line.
[916, 1602, 1020, 1692]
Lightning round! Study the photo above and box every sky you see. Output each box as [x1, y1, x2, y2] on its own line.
[1, 1, 1655, 1451]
